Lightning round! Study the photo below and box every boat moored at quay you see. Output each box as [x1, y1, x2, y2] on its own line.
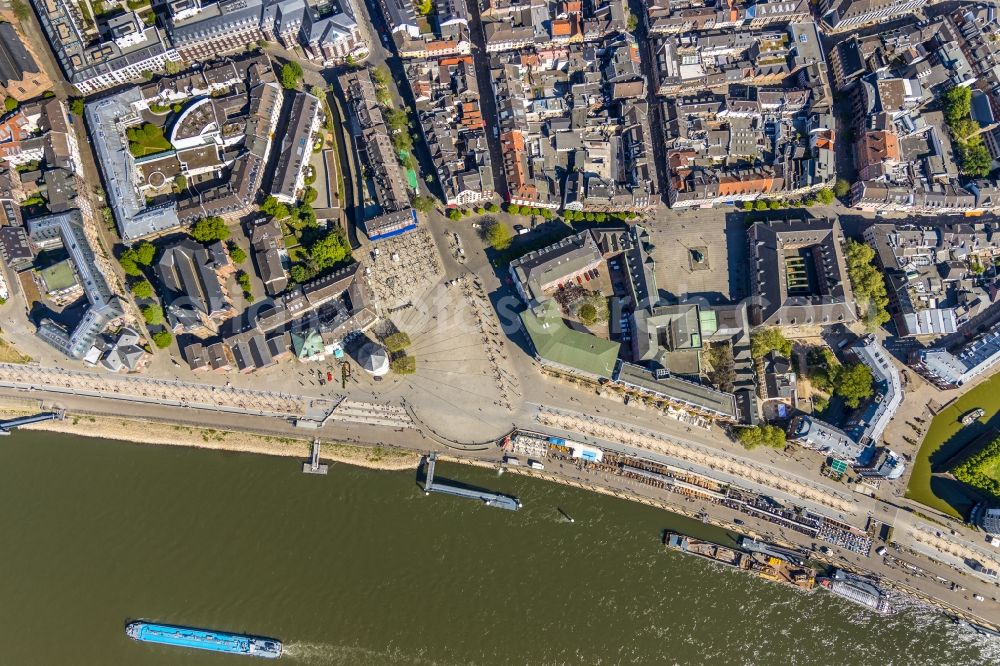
[125, 621, 282, 658]
[818, 569, 894, 615]
[662, 531, 816, 591]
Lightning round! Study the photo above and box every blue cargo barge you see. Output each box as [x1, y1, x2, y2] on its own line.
[126, 621, 282, 659]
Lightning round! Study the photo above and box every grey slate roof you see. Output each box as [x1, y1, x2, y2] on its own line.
[27, 210, 123, 358]
[748, 217, 856, 327]
[156, 237, 229, 323]
[86, 88, 182, 242]
[0, 23, 40, 83]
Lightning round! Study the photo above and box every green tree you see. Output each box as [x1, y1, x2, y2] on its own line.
[385, 107, 409, 132]
[736, 425, 786, 450]
[845, 239, 890, 331]
[4, 97, 18, 112]
[806, 346, 839, 393]
[297, 204, 317, 228]
[384, 332, 412, 353]
[172, 174, 187, 193]
[952, 118, 979, 141]
[260, 195, 289, 220]
[626, 11, 639, 32]
[120, 242, 156, 276]
[11, 0, 30, 22]
[833, 178, 851, 198]
[475, 206, 485, 215]
[506, 203, 521, 215]
[578, 303, 597, 325]
[833, 362, 874, 409]
[447, 208, 462, 221]
[69, 97, 85, 116]
[484, 220, 512, 250]
[164, 60, 181, 75]
[390, 355, 416, 374]
[134, 241, 156, 265]
[152, 330, 173, 349]
[393, 131, 413, 153]
[119, 254, 141, 277]
[372, 65, 391, 88]
[236, 271, 252, 293]
[301, 186, 318, 205]
[816, 188, 835, 205]
[308, 231, 349, 269]
[413, 195, 436, 213]
[953, 436, 1000, 498]
[754, 200, 768, 211]
[942, 86, 972, 127]
[142, 304, 164, 327]
[959, 141, 993, 178]
[486, 202, 500, 213]
[280, 62, 303, 90]
[229, 245, 247, 264]
[131, 280, 154, 299]
[290, 264, 310, 283]
[768, 200, 782, 210]
[750, 327, 792, 360]
[190, 216, 229, 243]
[416, 0, 433, 14]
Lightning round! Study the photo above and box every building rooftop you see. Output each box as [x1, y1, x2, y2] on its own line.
[34, 0, 172, 88]
[844, 335, 902, 447]
[270, 91, 319, 202]
[86, 88, 182, 242]
[748, 217, 856, 327]
[520, 299, 620, 377]
[0, 22, 40, 84]
[156, 237, 231, 329]
[27, 210, 123, 358]
[613, 360, 738, 419]
[789, 414, 865, 461]
[511, 230, 603, 303]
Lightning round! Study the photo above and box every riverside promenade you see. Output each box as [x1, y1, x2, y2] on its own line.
[0, 364, 413, 429]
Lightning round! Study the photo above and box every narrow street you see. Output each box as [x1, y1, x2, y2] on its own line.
[630, 0, 671, 203]
[464, 0, 511, 201]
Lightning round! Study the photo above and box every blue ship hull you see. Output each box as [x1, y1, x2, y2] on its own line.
[126, 621, 282, 659]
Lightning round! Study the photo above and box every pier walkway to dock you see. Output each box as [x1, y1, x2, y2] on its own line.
[423, 454, 521, 511]
[0, 411, 62, 435]
[302, 439, 328, 475]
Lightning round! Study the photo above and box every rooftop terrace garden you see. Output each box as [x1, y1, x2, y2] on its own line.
[127, 123, 172, 158]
